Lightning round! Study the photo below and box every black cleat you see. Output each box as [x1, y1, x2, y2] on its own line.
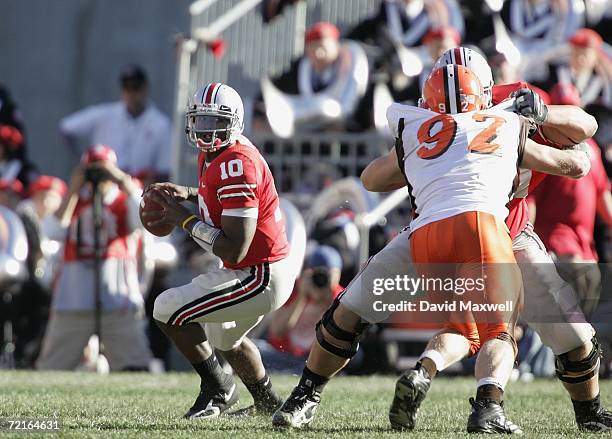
[577, 406, 612, 432]
[229, 393, 283, 417]
[467, 398, 523, 434]
[272, 386, 321, 428]
[389, 368, 431, 430]
[184, 382, 239, 419]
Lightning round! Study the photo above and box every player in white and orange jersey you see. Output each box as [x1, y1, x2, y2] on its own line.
[382, 48, 611, 433]
[272, 64, 593, 433]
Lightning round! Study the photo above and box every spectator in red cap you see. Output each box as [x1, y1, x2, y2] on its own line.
[303, 22, 342, 80]
[542, 28, 610, 109]
[59, 64, 172, 186]
[256, 21, 369, 135]
[528, 82, 612, 316]
[18, 175, 67, 226]
[37, 144, 152, 371]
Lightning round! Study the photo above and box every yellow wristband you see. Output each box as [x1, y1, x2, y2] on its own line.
[181, 215, 198, 230]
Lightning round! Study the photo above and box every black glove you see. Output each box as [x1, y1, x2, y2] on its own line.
[512, 88, 549, 125]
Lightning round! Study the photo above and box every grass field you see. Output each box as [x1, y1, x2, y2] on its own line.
[2, 371, 612, 438]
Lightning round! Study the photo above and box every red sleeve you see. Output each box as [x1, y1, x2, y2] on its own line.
[213, 151, 260, 211]
[588, 140, 611, 195]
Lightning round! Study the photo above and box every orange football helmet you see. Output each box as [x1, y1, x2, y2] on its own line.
[422, 65, 485, 114]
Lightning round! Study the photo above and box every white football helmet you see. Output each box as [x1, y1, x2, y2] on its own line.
[434, 47, 494, 108]
[185, 82, 244, 151]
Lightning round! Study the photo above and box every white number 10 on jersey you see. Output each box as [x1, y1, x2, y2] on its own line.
[220, 159, 244, 180]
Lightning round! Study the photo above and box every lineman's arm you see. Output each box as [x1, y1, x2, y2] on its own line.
[360, 148, 406, 192]
[539, 105, 598, 146]
[513, 88, 597, 145]
[521, 139, 591, 179]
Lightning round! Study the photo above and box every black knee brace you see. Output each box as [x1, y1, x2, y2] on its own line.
[555, 337, 601, 384]
[315, 298, 369, 359]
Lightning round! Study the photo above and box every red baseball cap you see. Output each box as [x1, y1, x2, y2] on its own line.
[0, 178, 24, 196]
[305, 22, 340, 44]
[29, 175, 68, 197]
[0, 125, 24, 149]
[569, 28, 602, 49]
[550, 82, 581, 106]
[422, 26, 461, 45]
[81, 144, 118, 165]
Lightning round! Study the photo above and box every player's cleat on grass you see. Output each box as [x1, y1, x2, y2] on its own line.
[388, 368, 431, 430]
[576, 406, 612, 431]
[229, 393, 283, 417]
[184, 382, 239, 419]
[272, 386, 321, 428]
[467, 398, 523, 434]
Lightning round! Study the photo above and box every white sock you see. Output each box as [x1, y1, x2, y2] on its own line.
[477, 377, 505, 391]
[419, 350, 445, 372]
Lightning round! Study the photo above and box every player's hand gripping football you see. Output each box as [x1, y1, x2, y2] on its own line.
[141, 188, 194, 229]
[145, 182, 191, 202]
[512, 88, 549, 125]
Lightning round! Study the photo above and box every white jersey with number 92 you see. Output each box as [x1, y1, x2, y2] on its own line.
[387, 99, 528, 233]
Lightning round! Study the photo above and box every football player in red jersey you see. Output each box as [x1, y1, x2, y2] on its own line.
[143, 83, 300, 419]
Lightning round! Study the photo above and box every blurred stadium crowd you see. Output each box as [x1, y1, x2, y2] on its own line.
[0, 0, 610, 378]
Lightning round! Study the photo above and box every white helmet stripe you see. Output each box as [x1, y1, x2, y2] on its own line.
[446, 65, 458, 114]
[204, 82, 221, 105]
[211, 83, 221, 105]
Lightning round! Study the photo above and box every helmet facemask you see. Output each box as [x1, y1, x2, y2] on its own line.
[186, 105, 241, 152]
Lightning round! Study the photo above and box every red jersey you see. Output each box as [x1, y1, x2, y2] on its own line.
[197, 135, 290, 269]
[492, 81, 553, 239]
[530, 140, 610, 260]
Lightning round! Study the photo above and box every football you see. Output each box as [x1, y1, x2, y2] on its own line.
[139, 189, 174, 237]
